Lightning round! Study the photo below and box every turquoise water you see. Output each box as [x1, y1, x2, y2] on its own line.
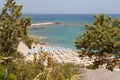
[26, 14, 120, 50]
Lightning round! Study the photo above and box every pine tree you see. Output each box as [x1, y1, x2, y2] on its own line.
[0, 0, 32, 56]
[0, 0, 33, 79]
[75, 14, 120, 70]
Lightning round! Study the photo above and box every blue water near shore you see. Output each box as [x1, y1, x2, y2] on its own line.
[25, 14, 120, 50]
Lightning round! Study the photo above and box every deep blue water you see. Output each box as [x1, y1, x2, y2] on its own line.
[24, 14, 120, 50]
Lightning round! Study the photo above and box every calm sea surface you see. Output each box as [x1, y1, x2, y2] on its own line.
[24, 14, 120, 50]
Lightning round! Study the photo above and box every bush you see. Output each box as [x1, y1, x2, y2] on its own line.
[6, 73, 17, 80]
[34, 56, 82, 80]
[24, 36, 34, 48]
[0, 66, 5, 79]
[39, 63, 81, 80]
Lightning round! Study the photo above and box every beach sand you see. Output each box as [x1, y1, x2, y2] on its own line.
[17, 41, 29, 55]
[17, 41, 46, 55]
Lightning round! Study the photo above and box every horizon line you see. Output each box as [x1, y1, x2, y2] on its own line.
[22, 13, 120, 15]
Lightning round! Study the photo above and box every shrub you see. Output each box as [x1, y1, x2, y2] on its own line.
[38, 63, 81, 80]
[23, 37, 34, 48]
[6, 73, 17, 80]
[0, 66, 5, 79]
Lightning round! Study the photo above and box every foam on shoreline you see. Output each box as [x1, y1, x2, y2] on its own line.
[31, 22, 61, 26]
[30, 22, 83, 27]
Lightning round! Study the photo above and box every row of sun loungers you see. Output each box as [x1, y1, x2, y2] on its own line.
[27, 47, 94, 65]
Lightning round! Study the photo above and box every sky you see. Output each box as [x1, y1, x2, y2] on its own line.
[0, 0, 120, 14]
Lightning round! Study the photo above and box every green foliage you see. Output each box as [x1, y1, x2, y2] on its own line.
[76, 14, 120, 55]
[0, 0, 32, 56]
[8, 59, 42, 80]
[38, 63, 80, 80]
[75, 14, 120, 70]
[7, 57, 81, 80]
[23, 36, 34, 48]
[0, 66, 5, 79]
[6, 73, 17, 80]
[0, 0, 33, 79]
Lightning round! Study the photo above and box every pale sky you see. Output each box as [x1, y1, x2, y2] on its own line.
[0, 0, 120, 14]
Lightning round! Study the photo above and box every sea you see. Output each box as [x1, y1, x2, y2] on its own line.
[24, 14, 120, 50]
